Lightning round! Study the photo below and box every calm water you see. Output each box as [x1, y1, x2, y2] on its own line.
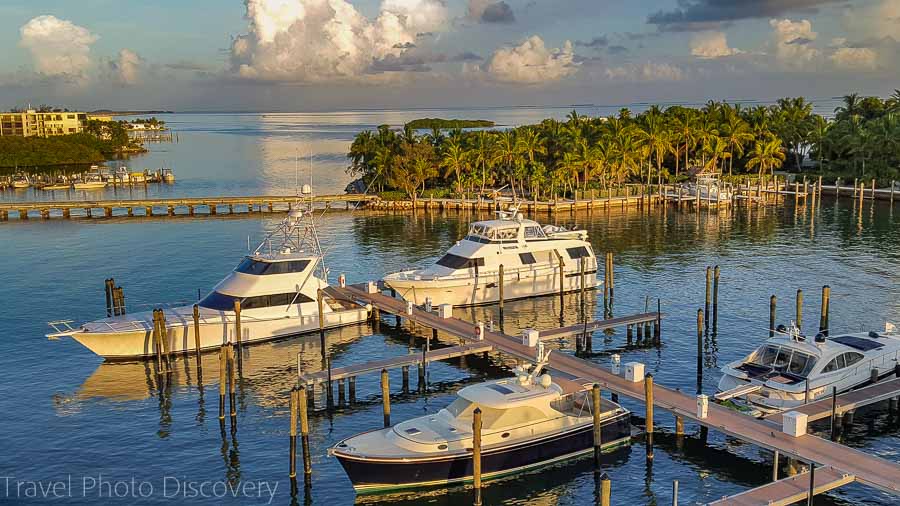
[2, 109, 900, 505]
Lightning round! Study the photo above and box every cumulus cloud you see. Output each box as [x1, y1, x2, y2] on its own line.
[575, 36, 609, 49]
[769, 18, 820, 68]
[468, 0, 516, 23]
[690, 31, 741, 58]
[648, 0, 842, 32]
[830, 46, 878, 69]
[19, 15, 97, 79]
[109, 49, 144, 85]
[230, 0, 448, 82]
[486, 35, 577, 84]
[604, 62, 685, 81]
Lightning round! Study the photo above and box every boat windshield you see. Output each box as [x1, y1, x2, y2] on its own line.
[750, 345, 817, 377]
[235, 258, 310, 275]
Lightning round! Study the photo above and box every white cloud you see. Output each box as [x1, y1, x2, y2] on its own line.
[19, 15, 97, 79]
[769, 18, 820, 69]
[690, 31, 741, 59]
[842, 0, 900, 40]
[230, 0, 447, 82]
[486, 35, 577, 84]
[830, 46, 878, 69]
[113, 49, 144, 85]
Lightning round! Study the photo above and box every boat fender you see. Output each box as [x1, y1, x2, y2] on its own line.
[539, 374, 552, 388]
[338, 274, 346, 288]
[776, 324, 788, 334]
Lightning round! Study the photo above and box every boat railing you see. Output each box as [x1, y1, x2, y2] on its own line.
[390, 257, 598, 283]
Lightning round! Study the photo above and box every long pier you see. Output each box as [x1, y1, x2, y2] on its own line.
[321, 282, 900, 501]
[0, 194, 376, 220]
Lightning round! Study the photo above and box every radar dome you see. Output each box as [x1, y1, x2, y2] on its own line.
[539, 374, 552, 388]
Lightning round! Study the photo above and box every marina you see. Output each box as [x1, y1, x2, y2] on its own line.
[4, 110, 900, 506]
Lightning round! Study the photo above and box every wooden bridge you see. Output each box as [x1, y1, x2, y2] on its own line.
[321, 282, 900, 503]
[0, 194, 377, 220]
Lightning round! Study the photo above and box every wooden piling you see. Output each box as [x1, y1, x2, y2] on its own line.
[289, 388, 298, 479]
[157, 309, 171, 366]
[228, 344, 237, 419]
[473, 407, 483, 506]
[705, 266, 712, 326]
[830, 386, 839, 441]
[607, 252, 615, 300]
[338, 378, 346, 405]
[233, 299, 242, 355]
[675, 416, 684, 436]
[381, 368, 391, 428]
[712, 265, 720, 328]
[401, 365, 410, 393]
[498, 264, 505, 319]
[796, 289, 803, 330]
[820, 285, 830, 334]
[105, 278, 113, 317]
[773, 450, 780, 481]
[193, 304, 202, 370]
[318, 289, 326, 357]
[808, 463, 816, 506]
[645, 373, 654, 436]
[770, 295, 777, 337]
[218, 346, 226, 420]
[349, 376, 356, 404]
[697, 308, 704, 355]
[556, 251, 565, 297]
[600, 472, 611, 506]
[673, 480, 679, 506]
[299, 386, 312, 483]
[592, 384, 602, 473]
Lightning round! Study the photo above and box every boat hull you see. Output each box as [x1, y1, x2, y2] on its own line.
[334, 412, 630, 492]
[385, 270, 597, 307]
[69, 306, 369, 360]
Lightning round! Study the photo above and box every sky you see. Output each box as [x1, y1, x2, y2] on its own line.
[0, 0, 898, 111]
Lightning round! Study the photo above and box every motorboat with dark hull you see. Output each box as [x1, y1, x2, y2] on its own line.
[331, 349, 630, 493]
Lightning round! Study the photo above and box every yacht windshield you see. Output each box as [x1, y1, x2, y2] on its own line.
[750, 345, 817, 377]
[235, 258, 310, 275]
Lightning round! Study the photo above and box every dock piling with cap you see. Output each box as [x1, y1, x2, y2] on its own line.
[820, 285, 830, 335]
[770, 295, 777, 337]
[712, 266, 720, 330]
[473, 407, 483, 506]
[193, 304, 202, 376]
[381, 368, 391, 428]
[705, 266, 712, 328]
[796, 289, 803, 330]
[233, 300, 243, 371]
[592, 384, 602, 473]
[218, 345, 227, 421]
[299, 386, 312, 485]
[289, 388, 298, 480]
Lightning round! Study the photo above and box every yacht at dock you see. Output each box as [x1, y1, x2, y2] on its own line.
[384, 206, 599, 307]
[716, 323, 900, 416]
[47, 188, 370, 360]
[330, 346, 631, 493]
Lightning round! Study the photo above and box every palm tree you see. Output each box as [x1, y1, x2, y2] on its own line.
[517, 128, 546, 196]
[471, 131, 495, 193]
[637, 112, 672, 185]
[703, 136, 729, 172]
[746, 136, 786, 178]
[557, 152, 581, 195]
[720, 111, 753, 176]
[835, 93, 861, 121]
[441, 138, 471, 195]
[492, 130, 521, 199]
[671, 108, 697, 178]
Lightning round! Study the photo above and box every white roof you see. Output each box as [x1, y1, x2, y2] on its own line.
[457, 378, 562, 409]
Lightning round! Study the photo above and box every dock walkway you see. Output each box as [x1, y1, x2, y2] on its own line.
[764, 378, 900, 425]
[0, 194, 376, 220]
[326, 283, 900, 497]
[708, 466, 855, 506]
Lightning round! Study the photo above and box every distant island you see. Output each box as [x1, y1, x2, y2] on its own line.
[405, 118, 495, 130]
[90, 109, 174, 116]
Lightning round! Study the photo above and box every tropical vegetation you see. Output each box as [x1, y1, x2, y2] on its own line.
[0, 120, 144, 168]
[347, 92, 900, 200]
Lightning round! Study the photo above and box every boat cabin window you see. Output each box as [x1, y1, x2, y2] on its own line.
[436, 253, 485, 270]
[236, 258, 311, 275]
[524, 226, 546, 239]
[482, 406, 546, 430]
[519, 252, 536, 265]
[492, 227, 518, 241]
[750, 345, 817, 377]
[200, 291, 313, 310]
[821, 352, 864, 373]
[566, 246, 590, 259]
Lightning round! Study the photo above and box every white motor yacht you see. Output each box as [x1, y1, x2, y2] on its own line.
[11, 173, 31, 189]
[384, 207, 598, 307]
[47, 194, 370, 360]
[716, 323, 900, 416]
[331, 346, 631, 492]
[72, 172, 107, 190]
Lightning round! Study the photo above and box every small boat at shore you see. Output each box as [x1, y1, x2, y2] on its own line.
[384, 206, 598, 307]
[72, 172, 108, 190]
[716, 323, 900, 416]
[41, 176, 72, 191]
[11, 173, 31, 189]
[47, 190, 370, 359]
[331, 347, 631, 493]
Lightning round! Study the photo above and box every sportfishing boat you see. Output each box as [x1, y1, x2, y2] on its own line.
[384, 206, 598, 307]
[716, 323, 900, 416]
[331, 345, 631, 492]
[683, 169, 732, 202]
[11, 173, 31, 189]
[47, 189, 370, 360]
[41, 176, 71, 191]
[160, 168, 175, 183]
[72, 172, 108, 190]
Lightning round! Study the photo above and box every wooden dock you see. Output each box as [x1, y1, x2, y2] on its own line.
[709, 466, 855, 506]
[764, 377, 900, 425]
[299, 342, 493, 386]
[324, 282, 900, 499]
[0, 194, 377, 220]
[537, 312, 661, 341]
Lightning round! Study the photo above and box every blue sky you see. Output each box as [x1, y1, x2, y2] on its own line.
[1, 1, 898, 111]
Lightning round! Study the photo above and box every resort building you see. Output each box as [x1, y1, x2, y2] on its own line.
[0, 110, 88, 137]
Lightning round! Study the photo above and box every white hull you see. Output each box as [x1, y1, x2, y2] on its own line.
[386, 269, 597, 307]
[69, 305, 369, 360]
